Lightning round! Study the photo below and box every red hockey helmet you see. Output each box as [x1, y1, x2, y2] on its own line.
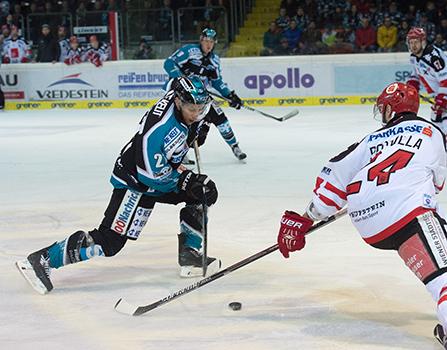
[374, 82, 419, 124]
[406, 27, 426, 42]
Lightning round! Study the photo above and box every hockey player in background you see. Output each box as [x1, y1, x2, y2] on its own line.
[57, 25, 70, 63]
[16, 76, 221, 295]
[407, 27, 447, 135]
[164, 28, 246, 161]
[84, 35, 110, 67]
[2, 24, 30, 63]
[62, 36, 83, 65]
[276, 82, 447, 348]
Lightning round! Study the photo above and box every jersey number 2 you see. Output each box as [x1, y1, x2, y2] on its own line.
[368, 149, 414, 185]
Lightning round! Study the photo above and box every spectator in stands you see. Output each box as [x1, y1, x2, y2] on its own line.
[36, 24, 58, 63]
[329, 31, 354, 54]
[57, 25, 70, 62]
[403, 4, 417, 26]
[293, 7, 307, 30]
[343, 4, 360, 31]
[159, 0, 173, 40]
[395, 20, 410, 52]
[11, 3, 23, 28]
[261, 21, 281, 56]
[425, 1, 439, 26]
[297, 20, 324, 54]
[75, 1, 87, 26]
[133, 39, 155, 59]
[385, 2, 403, 25]
[367, 2, 382, 28]
[84, 35, 110, 67]
[302, 0, 317, 21]
[282, 19, 301, 52]
[1, 24, 9, 40]
[377, 17, 397, 52]
[355, 17, 376, 53]
[439, 18, 447, 41]
[332, 6, 345, 29]
[417, 13, 436, 43]
[322, 25, 337, 49]
[434, 33, 447, 50]
[274, 37, 293, 55]
[275, 7, 290, 32]
[281, 0, 297, 18]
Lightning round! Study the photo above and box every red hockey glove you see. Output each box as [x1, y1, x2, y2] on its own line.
[2, 55, 10, 63]
[64, 58, 71, 65]
[89, 52, 102, 67]
[407, 79, 420, 92]
[20, 57, 29, 63]
[432, 93, 447, 118]
[277, 211, 314, 258]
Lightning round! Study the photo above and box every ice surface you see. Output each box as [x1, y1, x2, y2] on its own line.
[0, 104, 443, 349]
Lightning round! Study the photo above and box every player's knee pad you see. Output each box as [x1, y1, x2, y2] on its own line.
[179, 205, 205, 251]
[48, 230, 104, 268]
[216, 120, 235, 142]
[89, 227, 127, 257]
[398, 212, 447, 284]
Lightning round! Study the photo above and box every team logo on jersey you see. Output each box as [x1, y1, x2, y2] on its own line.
[422, 126, 433, 137]
[385, 83, 398, 94]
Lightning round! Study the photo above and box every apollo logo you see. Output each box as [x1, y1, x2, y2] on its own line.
[244, 68, 315, 95]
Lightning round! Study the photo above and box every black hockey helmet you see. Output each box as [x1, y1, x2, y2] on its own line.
[173, 76, 210, 105]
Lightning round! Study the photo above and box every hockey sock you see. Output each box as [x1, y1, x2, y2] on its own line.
[48, 230, 104, 269]
[179, 205, 204, 251]
[216, 121, 237, 147]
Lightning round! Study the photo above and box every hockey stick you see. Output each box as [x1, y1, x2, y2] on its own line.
[193, 140, 207, 277]
[114, 208, 348, 316]
[208, 90, 299, 122]
[419, 94, 434, 104]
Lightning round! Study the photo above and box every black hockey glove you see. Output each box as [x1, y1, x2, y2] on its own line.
[228, 91, 242, 109]
[197, 121, 210, 146]
[178, 170, 218, 206]
[203, 65, 218, 80]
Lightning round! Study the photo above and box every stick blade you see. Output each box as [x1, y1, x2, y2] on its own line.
[114, 298, 138, 316]
[280, 109, 299, 121]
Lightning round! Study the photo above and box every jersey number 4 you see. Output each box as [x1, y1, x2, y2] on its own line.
[368, 149, 414, 186]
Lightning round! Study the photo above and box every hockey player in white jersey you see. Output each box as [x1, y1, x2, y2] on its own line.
[276, 82, 447, 348]
[407, 27, 447, 134]
[2, 24, 29, 63]
[16, 76, 221, 295]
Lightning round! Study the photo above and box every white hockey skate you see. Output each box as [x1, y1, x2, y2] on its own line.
[231, 143, 247, 161]
[179, 247, 221, 278]
[16, 246, 54, 295]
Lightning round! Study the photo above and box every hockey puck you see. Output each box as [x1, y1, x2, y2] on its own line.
[228, 302, 242, 311]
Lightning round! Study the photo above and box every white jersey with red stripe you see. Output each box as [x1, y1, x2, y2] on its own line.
[307, 113, 447, 245]
[408, 44, 447, 95]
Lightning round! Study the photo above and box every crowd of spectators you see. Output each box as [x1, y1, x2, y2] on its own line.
[261, 0, 447, 56]
[0, 0, 228, 60]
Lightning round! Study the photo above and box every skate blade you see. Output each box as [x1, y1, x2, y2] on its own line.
[15, 260, 49, 295]
[179, 259, 221, 278]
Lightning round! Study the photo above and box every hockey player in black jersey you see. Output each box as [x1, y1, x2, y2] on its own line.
[164, 28, 246, 161]
[16, 76, 221, 295]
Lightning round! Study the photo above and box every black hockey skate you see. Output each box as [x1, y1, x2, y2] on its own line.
[231, 143, 247, 160]
[178, 246, 221, 278]
[16, 244, 55, 295]
[434, 324, 447, 349]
